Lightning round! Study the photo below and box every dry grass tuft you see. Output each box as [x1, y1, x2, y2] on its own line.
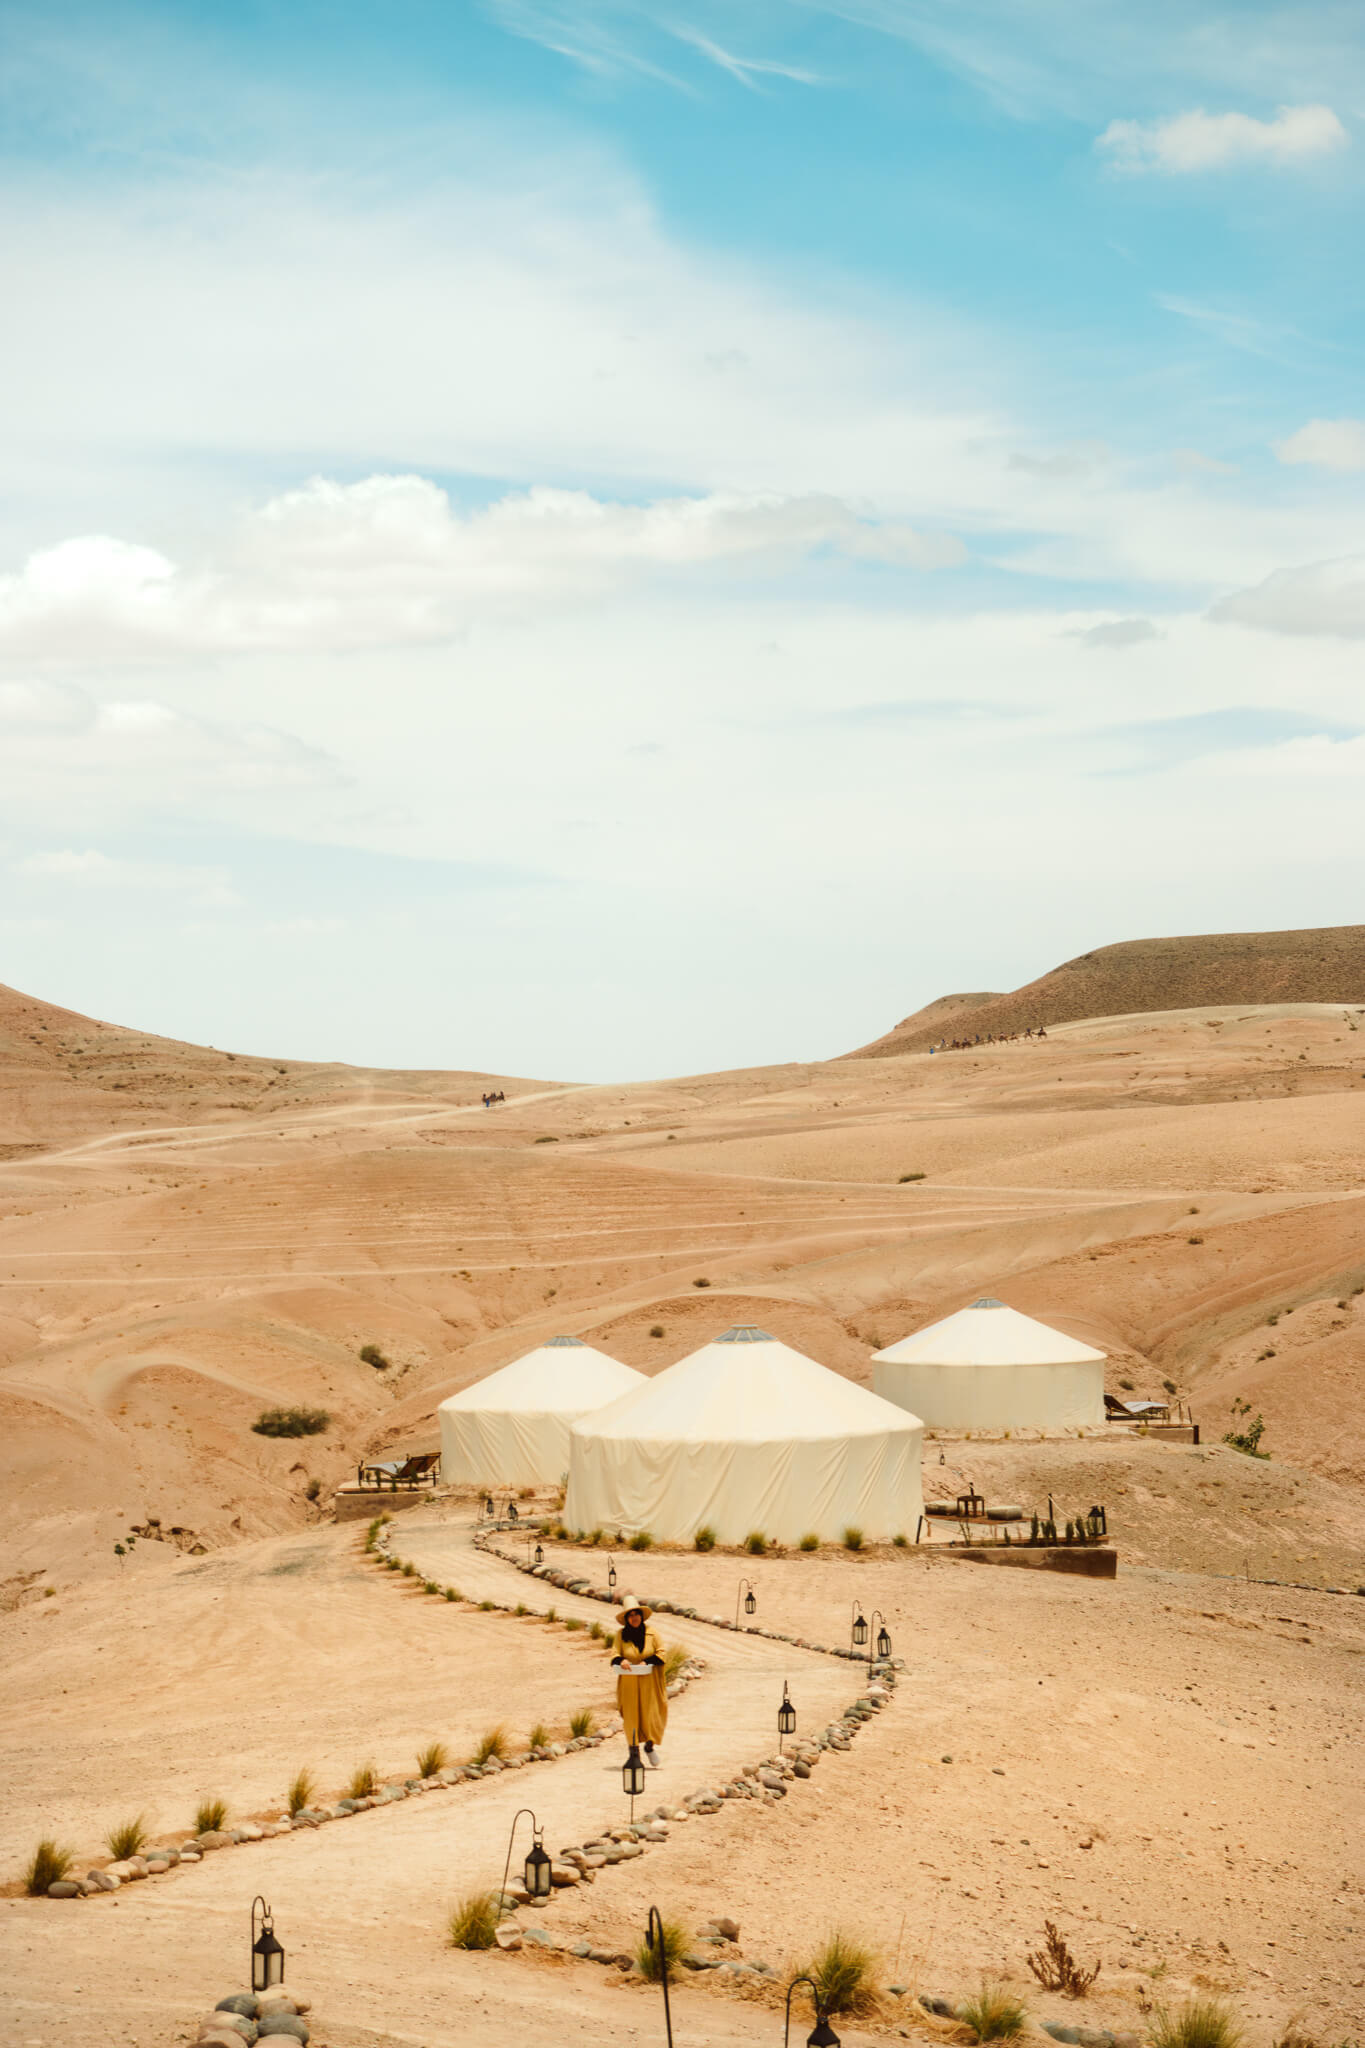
[105, 1815, 148, 1860]
[802, 1930, 880, 2017]
[570, 1708, 595, 1737]
[637, 1915, 690, 1981]
[959, 1982, 1028, 2041]
[1149, 1999, 1244, 2048]
[194, 1798, 228, 1834]
[447, 1891, 500, 1949]
[417, 1742, 448, 1778]
[287, 1769, 316, 1816]
[345, 1764, 378, 1800]
[24, 1840, 73, 1894]
[475, 1725, 508, 1764]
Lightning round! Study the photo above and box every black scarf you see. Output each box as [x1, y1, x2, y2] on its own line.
[622, 1618, 646, 1652]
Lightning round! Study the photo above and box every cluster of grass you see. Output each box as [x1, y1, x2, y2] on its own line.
[898, 1171, 926, 1183]
[744, 1530, 768, 1555]
[637, 1914, 689, 1981]
[105, 1815, 148, 1860]
[252, 1406, 331, 1437]
[803, 1931, 880, 2017]
[287, 1769, 316, 1817]
[693, 1524, 716, 1551]
[448, 1891, 500, 1949]
[842, 1526, 864, 1551]
[359, 1343, 389, 1369]
[346, 1764, 378, 1800]
[195, 1798, 229, 1834]
[24, 1840, 73, 1894]
[959, 1982, 1028, 2041]
[444, 1586, 459, 1601]
[570, 1708, 595, 1737]
[799, 1532, 820, 1551]
[527, 1722, 551, 1750]
[417, 1742, 448, 1778]
[475, 1726, 508, 1764]
[629, 1530, 653, 1551]
[1149, 2000, 1243, 2048]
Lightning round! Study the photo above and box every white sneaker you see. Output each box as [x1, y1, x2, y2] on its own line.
[645, 1746, 661, 1767]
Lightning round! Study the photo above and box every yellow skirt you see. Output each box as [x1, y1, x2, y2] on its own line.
[617, 1666, 669, 1746]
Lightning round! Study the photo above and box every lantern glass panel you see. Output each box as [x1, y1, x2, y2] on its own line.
[744, 1591, 756, 1614]
[778, 1699, 796, 1733]
[876, 1628, 891, 1659]
[852, 1614, 868, 1645]
[623, 1753, 646, 1796]
[252, 1927, 284, 1992]
[525, 1842, 553, 1898]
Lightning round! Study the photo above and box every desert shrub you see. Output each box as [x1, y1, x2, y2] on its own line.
[195, 1798, 228, 1834]
[803, 1930, 880, 2017]
[346, 1764, 378, 1800]
[1026, 1920, 1099, 1996]
[287, 1770, 316, 1817]
[744, 1530, 768, 1555]
[304, 1477, 322, 1502]
[664, 1644, 687, 1682]
[842, 1526, 864, 1551]
[589, 1620, 604, 1639]
[1119, 1378, 1134, 1390]
[534, 1134, 558, 1142]
[545, 1605, 557, 1622]
[475, 1725, 508, 1764]
[693, 1525, 716, 1551]
[385, 1556, 401, 1571]
[564, 1616, 584, 1630]
[892, 1532, 908, 1548]
[514, 1601, 529, 1616]
[570, 1708, 595, 1737]
[479, 1598, 496, 1610]
[649, 1324, 665, 1338]
[630, 1529, 653, 1550]
[799, 1532, 820, 1551]
[359, 1344, 389, 1369]
[444, 1586, 459, 1601]
[692, 1276, 711, 1287]
[1149, 1998, 1244, 2048]
[24, 1840, 72, 1894]
[423, 1580, 439, 1595]
[588, 1528, 605, 1545]
[960, 1981, 1028, 2040]
[252, 1406, 330, 1437]
[105, 1815, 148, 1860]
[402, 1560, 417, 1577]
[365, 1516, 385, 1547]
[1188, 1235, 1204, 1245]
[527, 1722, 551, 1749]
[637, 1914, 690, 1981]
[898, 1171, 926, 1183]
[1224, 1399, 1268, 1458]
[417, 1742, 448, 1778]
[448, 1891, 499, 1949]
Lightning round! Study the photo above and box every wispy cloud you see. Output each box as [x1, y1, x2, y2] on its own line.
[667, 26, 822, 89]
[1211, 555, 1365, 639]
[1276, 418, 1365, 472]
[1097, 103, 1347, 174]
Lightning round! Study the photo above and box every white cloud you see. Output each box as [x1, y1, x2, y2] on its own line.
[1073, 617, 1160, 649]
[1275, 418, 1365, 472]
[1211, 555, 1365, 638]
[1172, 449, 1238, 477]
[0, 678, 94, 731]
[15, 849, 241, 907]
[0, 475, 965, 659]
[1008, 440, 1111, 478]
[667, 28, 822, 89]
[1097, 103, 1347, 173]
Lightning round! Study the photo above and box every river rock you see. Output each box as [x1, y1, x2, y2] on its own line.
[85, 1869, 120, 1890]
[215, 1995, 259, 2018]
[256, 2016, 308, 2043]
[198, 1830, 235, 1850]
[199, 2029, 253, 2048]
[495, 1923, 523, 1950]
[47, 1880, 81, 1897]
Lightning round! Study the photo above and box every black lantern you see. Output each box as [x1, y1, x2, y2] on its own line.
[534, 1541, 544, 1565]
[778, 1680, 796, 1753]
[785, 1973, 840, 2048]
[876, 1623, 892, 1661]
[251, 1896, 284, 1992]
[735, 1577, 758, 1628]
[500, 1808, 553, 1911]
[851, 1606, 868, 1648]
[745, 1588, 757, 1615]
[623, 1747, 646, 1799]
[608, 1556, 617, 1593]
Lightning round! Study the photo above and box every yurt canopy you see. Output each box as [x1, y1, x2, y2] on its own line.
[872, 1297, 1105, 1432]
[438, 1336, 645, 1488]
[565, 1325, 923, 1546]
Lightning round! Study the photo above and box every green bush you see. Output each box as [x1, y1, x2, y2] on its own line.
[802, 1930, 880, 2016]
[359, 1344, 389, 1369]
[1224, 1399, 1268, 1458]
[649, 1325, 665, 1338]
[287, 1770, 316, 1817]
[1149, 2000, 1244, 2048]
[892, 1532, 908, 1547]
[24, 1840, 73, 1894]
[630, 1529, 653, 1550]
[637, 1914, 690, 1981]
[744, 1530, 768, 1555]
[346, 1764, 378, 1800]
[195, 1798, 228, 1834]
[693, 1525, 716, 1551]
[898, 1171, 926, 1183]
[527, 1722, 551, 1749]
[252, 1406, 330, 1438]
[475, 1725, 508, 1764]
[444, 1586, 460, 1601]
[798, 1531, 820, 1551]
[423, 1579, 439, 1595]
[105, 1815, 148, 1860]
[417, 1742, 448, 1778]
[448, 1891, 500, 1949]
[692, 1277, 711, 1288]
[959, 1982, 1028, 2041]
[842, 1526, 864, 1551]
[570, 1707, 595, 1737]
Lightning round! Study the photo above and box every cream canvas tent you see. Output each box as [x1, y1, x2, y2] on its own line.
[872, 1298, 1105, 1431]
[565, 1325, 923, 1546]
[438, 1337, 645, 1488]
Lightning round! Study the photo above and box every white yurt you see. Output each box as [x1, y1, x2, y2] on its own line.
[564, 1325, 924, 1546]
[872, 1297, 1105, 1431]
[438, 1336, 645, 1488]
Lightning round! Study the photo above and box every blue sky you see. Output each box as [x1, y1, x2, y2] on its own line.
[1, 0, 1363, 1078]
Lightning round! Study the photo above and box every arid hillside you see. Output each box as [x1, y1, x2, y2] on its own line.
[854, 924, 1365, 1054]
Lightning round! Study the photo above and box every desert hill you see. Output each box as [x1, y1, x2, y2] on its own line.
[853, 923, 1365, 1055]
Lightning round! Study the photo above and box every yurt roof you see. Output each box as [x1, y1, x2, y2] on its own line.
[439, 1337, 644, 1414]
[572, 1326, 921, 1443]
[872, 1298, 1106, 1367]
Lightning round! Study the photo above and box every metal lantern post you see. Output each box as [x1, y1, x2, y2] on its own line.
[736, 1577, 758, 1628]
[784, 1972, 841, 2048]
[850, 1603, 868, 1657]
[251, 1896, 285, 1992]
[778, 1680, 796, 1754]
[645, 1905, 675, 2048]
[500, 1808, 553, 1913]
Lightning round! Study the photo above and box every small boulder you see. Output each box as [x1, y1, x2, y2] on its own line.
[714, 1916, 740, 1942]
[46, 1880, 81, 1898]
[85, 1869, 120, 1891]
[199, 2029, 254, 2048]
[215, 1995, 259, 2018]
[198, 1830, 235, 1850]
[495, 1923, 523, 1951]
[257, 2016, 308, 2043]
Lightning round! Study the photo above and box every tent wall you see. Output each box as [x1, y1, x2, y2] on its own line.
[873, 1358, 1103, 1432]
[566, 1421, 923, 1547]
[439, 1406, 578, 1489]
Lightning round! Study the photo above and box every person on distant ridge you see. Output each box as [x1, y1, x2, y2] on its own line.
[608, 1595, 668, 1770]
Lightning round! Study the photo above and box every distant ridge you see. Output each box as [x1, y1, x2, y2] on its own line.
[849, 925, 1365, 1057]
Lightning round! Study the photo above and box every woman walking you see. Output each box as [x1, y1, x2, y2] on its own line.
[608, 1594, 668, 1770]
